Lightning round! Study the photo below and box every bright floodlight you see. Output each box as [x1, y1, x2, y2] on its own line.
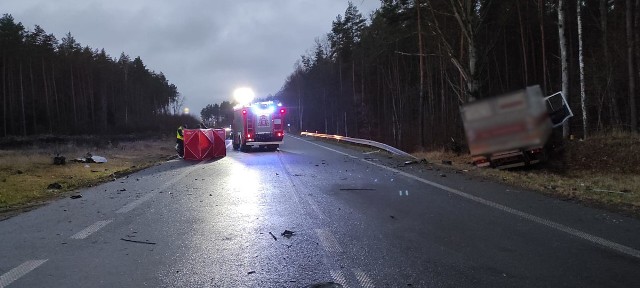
[233, 87, 255, 105]
[183, 107, 190, 114]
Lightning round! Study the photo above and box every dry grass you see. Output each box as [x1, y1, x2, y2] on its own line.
[0, 137, 175, 215]
[414, 132, 640, 217]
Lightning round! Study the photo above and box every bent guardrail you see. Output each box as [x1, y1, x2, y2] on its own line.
[300, 132, 417, 159]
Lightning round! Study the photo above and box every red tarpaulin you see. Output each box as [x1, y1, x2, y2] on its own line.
[183, 129, 225, 160]
[212, 129, 227, 158]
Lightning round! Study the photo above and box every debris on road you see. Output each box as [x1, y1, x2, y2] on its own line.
[363, 150, 381, 155]
[120, 238, 156, 245]
[304, 282, 344, 288]
[70, 194, 82, 199]
[390, 215, 396, 219]
[439, 173, 447, 177]
[247, 271, 256, 275]
[269, 232, 278, 241]
[281, 230, 295, 238]
[293, 174, 303, 176]
[47, 182, 62, 190]
[119, 188, 127, 192]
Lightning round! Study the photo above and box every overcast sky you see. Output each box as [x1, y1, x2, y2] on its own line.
[3, 0, 381, 116]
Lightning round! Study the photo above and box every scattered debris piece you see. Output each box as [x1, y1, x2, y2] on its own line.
[441, 160, 452, 165]
[70, 195, 82, 199]
[390, 215, 396, 219]
[269, 232, 278, 241]
[119, 188, 127, 192]
[120, 238, 156, 245]
[247, 271, 256, 275]
[404, 160, 418, 165]
[209, 194, 212, 196]
[53, 155, 66, 165]
[439, 173, 447, 177]
[91, 156, 107, 163]
[276, 173, 279, 175]
[339, 188, 375, 191]
[593, 188, 628, 194]
[305, 282, 344, 288]
[47, 183, 63, 190]
[281, 230, 295, 238]
[293, 174, 303, 176]
[315, 164, 319, 167]
[363, 150, 381, 155]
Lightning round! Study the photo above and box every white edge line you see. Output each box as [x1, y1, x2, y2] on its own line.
[70, 219, 113, 239]
[300, 135, 640, 260]
[0, 259, 48, 288]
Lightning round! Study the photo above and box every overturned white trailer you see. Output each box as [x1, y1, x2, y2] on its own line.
[460, 85, 572, 169]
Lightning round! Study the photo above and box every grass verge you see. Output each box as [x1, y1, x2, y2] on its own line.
[0, 137, 175, 219]
[414, 132, 640, 218]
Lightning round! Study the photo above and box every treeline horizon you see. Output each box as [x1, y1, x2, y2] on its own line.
[273, 0, 640, 151]
[0, 14, 187, 137]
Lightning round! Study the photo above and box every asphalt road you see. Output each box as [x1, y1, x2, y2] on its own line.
[1, 134, 639, 287]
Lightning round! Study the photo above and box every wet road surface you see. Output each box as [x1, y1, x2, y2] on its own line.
[1, 134, 640, 287]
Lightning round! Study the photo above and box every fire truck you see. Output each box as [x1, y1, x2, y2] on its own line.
[231, 101, 286, 151]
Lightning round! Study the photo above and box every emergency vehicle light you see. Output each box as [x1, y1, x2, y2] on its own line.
[279, 108, 286, 114]
[251, 104, 275, 115]
[242, 109, 247, 115]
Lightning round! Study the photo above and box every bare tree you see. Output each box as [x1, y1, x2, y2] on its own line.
[578, 0, 587, 138]
[558, 0, 570, 138]
[628, 0, 637, 132]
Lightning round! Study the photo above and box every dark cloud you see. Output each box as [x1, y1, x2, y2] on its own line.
[3, 0, 380, 116]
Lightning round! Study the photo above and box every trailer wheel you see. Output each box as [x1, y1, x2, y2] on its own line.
[267, 144, 278, 151]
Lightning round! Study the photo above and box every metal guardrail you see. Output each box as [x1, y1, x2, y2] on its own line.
[300, 132, 417, 159]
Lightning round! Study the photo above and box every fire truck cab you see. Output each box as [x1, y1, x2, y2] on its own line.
[232, 101, 286, 151]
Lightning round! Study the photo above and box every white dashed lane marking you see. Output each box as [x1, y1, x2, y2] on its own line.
[0, 259, 47, 288]
[330, 270, 349, 288]
[70, 219, 113, 240]
[316, 229, 343, 253]
[115, 193, 155, 214]
[353, 269, 376, 288]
